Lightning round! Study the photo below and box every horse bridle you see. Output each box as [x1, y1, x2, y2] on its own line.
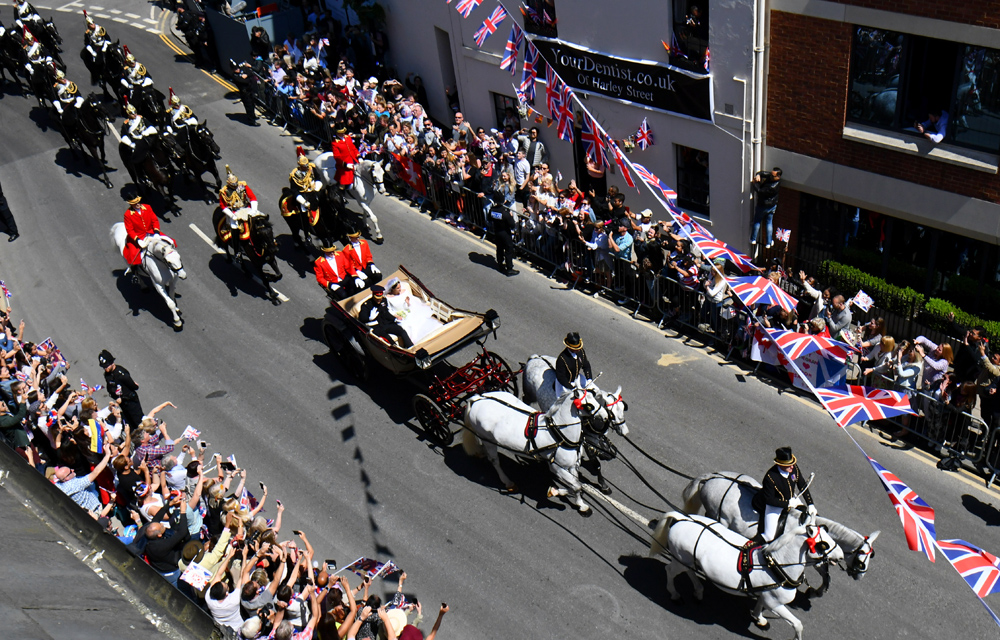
[846, 536, 875, 577]
[762, 524, 835, 588]
[146, 238, 183, 274]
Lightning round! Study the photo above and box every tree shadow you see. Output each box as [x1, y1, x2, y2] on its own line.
[962, 494, 1000, 526]
[112, 269, 177, 328]
[207, 253, 274, 302]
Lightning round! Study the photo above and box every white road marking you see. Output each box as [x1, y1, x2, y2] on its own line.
[143, 17, 156, 24]
[125, 12, 139, 18]
[581, 485, 652, 528]
[130, 22, 144, 29]
[37, 4, 51, 9]
[90, 4, 104, 9]
[112, 17, 127, 23]
[55, 0, 81, 8]
[250, 275, 290, 302]
[188, 223, 225, 254]
[94, 12, 109, 18]
[145, 28, 159, 34]
[109, 8, 121, 13]
[149, 6, 156, 20]
[107, 124, 121, 143]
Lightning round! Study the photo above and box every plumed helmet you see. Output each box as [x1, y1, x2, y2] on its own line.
[225, 164, 238, 185]
[125, 52, 135, 65]
[84, 10, 94, 27]
[168, 87, 179, 106]
[54, 68, 65, 80]
[124, 103, 138, 117]
[296, 145, 308, 166]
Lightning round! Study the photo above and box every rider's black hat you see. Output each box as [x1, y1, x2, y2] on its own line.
[563, 332, 583, 350]
[774, 447, 796, 466]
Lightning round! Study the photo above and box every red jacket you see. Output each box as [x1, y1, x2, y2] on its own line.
[123, 204, 160, 265]
[330, 136, 359, 186]
[314, 252, 349, 288]
[341, 240, 373, 274]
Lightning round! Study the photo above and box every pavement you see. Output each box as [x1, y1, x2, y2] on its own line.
[1, 6, 1000, 640]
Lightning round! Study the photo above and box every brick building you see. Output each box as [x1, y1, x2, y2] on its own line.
[765, 0, 1000, 317]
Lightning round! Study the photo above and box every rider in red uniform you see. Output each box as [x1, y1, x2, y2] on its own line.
[330, 126, 359, 190]
[123, 194, 161, 267]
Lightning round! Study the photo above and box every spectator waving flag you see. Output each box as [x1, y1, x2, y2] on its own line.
[80, 378, 90, 394]
[473, 5, 507, 47]
[239, 488, 257, 513]
[499, 24, 522, 75]
[181, 425, 201, 440]
[764, 328, 855, 361]
[774, 227, 791, 243]
[851, 289, 874, 312]
[939, 539, 1000, 598]
[557, 84, 574, 143]
[635, 118, 654, 150]
[545, 66, 562, 118]
[455, 0, 482, 18]
[392, 153, 427, 195]
[580, 115, 607, 167]
[867, 456, 936, 562]
[605, 139, 635, 188]
[726, 276, 799, 312]
[689, 232, 756, 273]
[814, 385, 916, 428]
[0, 280, 11, 299]
[520, 41, 538, 103]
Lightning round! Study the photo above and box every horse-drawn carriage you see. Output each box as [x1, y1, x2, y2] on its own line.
[320, 266, 517, 444]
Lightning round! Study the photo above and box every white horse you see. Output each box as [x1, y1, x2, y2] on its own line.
[650, 510, 841, 640]
[682, 472, 880, 591]
[523, 354, 629, 493]
[111, 222, 187, 330]
[315, 152, 384, 243]
[462, 387, 624, 516]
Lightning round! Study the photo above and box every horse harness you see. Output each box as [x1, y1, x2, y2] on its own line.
[479, 394, 583, 459]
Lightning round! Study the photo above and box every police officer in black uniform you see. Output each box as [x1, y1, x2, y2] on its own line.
[490, 197, 518, 276]
[555, 332, 593, 396]
[99, 349, 144, 428]
[358, 285, 413, 348]
[232, 61, 259, 126]
[751, 446, 814, 543]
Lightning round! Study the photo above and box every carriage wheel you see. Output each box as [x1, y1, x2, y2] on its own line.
[413, 394, 453, 446]
[486, 351, 518, 397]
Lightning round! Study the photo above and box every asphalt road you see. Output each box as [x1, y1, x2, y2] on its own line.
[1, 9, 999, 639]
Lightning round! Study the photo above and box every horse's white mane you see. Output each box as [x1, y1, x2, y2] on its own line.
[814, 517, 863, 549]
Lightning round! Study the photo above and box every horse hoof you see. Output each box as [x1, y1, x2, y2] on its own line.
[753, 620, 770, 631]
[173, 322, 184, 332]
[271, 297, 281, 306]
[500, 485, 518, 495]
[546, 487, 558, 498]
[374, 236, 384, 245]
[599, 484, 613, 496]
[579, 506, 593, 517]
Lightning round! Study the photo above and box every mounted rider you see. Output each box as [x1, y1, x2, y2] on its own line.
[52, 69, 82, 115]
[555, 332, 593, 397]
[218, 165, 259, 260]
[289, 146, 325, 214]
[120, 102, 158, 149]
[14, 0, 44, 31]
[330, 126, 359, 195]
[122, 193, 172, 271]
[82, 16, 110, 62]
[751, 447, 815, 543]
[166, 87, 199, 141]
[120, 46, 153, 97]
[22, 29, 52, 74]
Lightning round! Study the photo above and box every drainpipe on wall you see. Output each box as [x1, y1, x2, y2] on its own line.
[751, 0, 767, 174]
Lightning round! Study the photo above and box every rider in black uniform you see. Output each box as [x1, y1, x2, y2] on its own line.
[751, 446, 814, 543]
[555, 332, 593, 396]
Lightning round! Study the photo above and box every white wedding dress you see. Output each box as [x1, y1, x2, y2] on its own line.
[386, 282, 440, 344]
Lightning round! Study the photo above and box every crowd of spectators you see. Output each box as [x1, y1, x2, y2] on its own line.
[0, 294, 449, 640]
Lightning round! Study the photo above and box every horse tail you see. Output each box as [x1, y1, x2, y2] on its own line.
[681, 472, 718, 515]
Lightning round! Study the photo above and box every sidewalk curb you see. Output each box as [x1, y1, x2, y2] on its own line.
[0, 444, 221, 640]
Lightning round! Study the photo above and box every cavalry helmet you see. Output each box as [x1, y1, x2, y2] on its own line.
[225, 164, 238, 185]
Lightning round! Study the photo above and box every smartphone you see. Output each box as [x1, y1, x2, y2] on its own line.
[292, 529, 303, 536]
[325, 559, 337, 573]
[259, 481, 265, 491]
[275, 499, 282, 508]
[220, 461, 236, 472]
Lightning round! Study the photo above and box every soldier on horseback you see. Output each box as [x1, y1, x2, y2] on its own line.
[0, 19, 24, 91]
[218, 165, 258, 261]
[289, 145, 326, 212]
[122, 193, 162, 275]
[14, 0, 43, 33]
[167, 88, 198, 134]
[52, 69, 82, 143]
[120, 46, 153, 97]
[120, 103, 158, 150]
[81, 16, 111, 85]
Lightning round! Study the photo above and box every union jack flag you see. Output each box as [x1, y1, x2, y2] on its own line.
[604, 139, 635, 188]
[472, 6, 506, 47]
[939, 539, 1000, 598]
[499, 24, 522, 75]
[455, 0, 482, 19]
[80, 378, 90, 394]
[15, 371, 29, 383]
[520, 2, 539, 22]
[726, 276, 799, 312]
[580, 115, 607, 167]
[689, 232, 756, 273]
[764, 328, 855, 361]
[867, 456, 936, 562]
[545, 65, 562, 117]
[635, 118, 654, 150]
[774, 228, 791, 243]
[519, 41, 538, 103]
[239, 488, 257, 512]
[557, 84, 574, 143]
[851, 289, 875, 312]
[0, 280, 10, 299]
[815, 385, 916, 429]
[703, 47, 711, 73]
[665, 32, 688, 59]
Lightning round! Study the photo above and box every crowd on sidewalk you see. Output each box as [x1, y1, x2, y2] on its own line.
[0, 293, 449, 640]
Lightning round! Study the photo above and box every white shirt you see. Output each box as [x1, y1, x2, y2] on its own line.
[207, 588, 244, 630]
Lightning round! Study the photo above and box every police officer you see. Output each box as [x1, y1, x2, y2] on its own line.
[100, 349, 144, 428]
[358, 285, 413, 348]
[751, 446, 815, 543]
[490, 198, 518, 276]
[232, 61, 258, 126]
[555, 332, 592, 397]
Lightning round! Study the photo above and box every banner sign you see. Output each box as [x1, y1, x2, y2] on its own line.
[530, 38, 713, 121]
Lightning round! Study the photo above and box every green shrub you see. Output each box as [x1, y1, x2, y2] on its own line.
[920, 298, 1000, 343]
[820, 260, 925, 316]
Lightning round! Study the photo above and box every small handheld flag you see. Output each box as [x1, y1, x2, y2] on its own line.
[635, 118, 654, 150]
[181, 425, 202, 440]
[0, 280, 11, 299]
[774, 228, 791, 243]
[851, 290, 874, 312]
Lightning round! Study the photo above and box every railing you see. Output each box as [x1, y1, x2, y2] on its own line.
[243, 78, 1000, 487]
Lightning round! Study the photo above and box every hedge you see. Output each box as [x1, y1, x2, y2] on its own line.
[820, 260, 925, 316]
[920, 298, 1000, 344]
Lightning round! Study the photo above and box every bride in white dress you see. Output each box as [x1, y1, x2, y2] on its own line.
[385, 277, 441, 344]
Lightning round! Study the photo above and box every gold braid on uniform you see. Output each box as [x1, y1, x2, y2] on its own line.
[221, 183, 248, 209]
[135, 63, 147, 78]
[289, 164, 315, 191]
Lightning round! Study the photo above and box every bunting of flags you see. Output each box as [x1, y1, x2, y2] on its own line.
[764, 328, 855, 361]
[455, 0, 482, 19]
[519, 40, 538, 103]
[473, 5, 507, 47]
[544, 65, 562, 117]
[689, 231, 756, 273]
[725, 276, 799, 312]
[580, 115, 607, 168]
[814, 386, 916, 429]
[557, 84, 574, 143]
[499, 24, 522, 75]
[605, 138, 635, 188]
[939, 539, 1000, 598]
[867, 456, 937, 562]
[631, 163, 678, 208]
[635, 118, 654, 150]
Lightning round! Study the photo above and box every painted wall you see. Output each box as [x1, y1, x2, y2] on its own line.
[380, 0, 759, 248]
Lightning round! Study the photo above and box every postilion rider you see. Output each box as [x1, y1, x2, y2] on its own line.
[122, 194, 174, 275]
[751, 446, 815, 544]
[218, 165, 259, 259]
[330, 126, 359, 195]
[555, 332, 593, 397]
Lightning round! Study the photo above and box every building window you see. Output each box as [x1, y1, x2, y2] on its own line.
[521, 0, 557, 38]
[676, 145, 710, 217]
[491, 92, 520, 131]
[847, 27, 1000, 152]
[670, 1, 709, 73]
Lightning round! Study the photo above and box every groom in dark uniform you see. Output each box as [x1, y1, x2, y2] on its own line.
[555, 332, 593, 397]
[752, 446, 814, 543]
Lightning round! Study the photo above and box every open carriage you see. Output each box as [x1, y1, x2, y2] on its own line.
[321, 266, 519, 444]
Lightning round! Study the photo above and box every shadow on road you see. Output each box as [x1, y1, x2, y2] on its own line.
[207, 253, 273, 303]
[54, 147, 116, 188]
[467, 251, 499, 272]
[962, 493, 1000, 526]
[112, 268, 178, 328]
[274, 234, 315, 280]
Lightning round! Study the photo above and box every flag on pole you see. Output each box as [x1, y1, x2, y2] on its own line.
[867, 456, 936, 562]
[580, 115, 607, 167]
[939, 539, 1000, 598]
[499, 24, 522, 75]
[635, 118, 654, 150]
[473, 6, 507, 47]
[605, 139, 635, 188]
[774, 228, 791, 243]
[725, 276, 799, 312]
[0, 280, 11, 299]
[851, 290, 874, 312]
[455, 0, 482, 18]
[814, 385, 916, 428]
[557, 84, 574, 143]
[181, 425, 202, 440]
[545, 65, 562, 117]
[520, 41, 538, 103]
[392, 153, 427, 195]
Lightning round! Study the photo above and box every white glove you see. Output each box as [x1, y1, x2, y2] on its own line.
[137, 236, 150, 249]
[352, 277, 364, 288]
[296, 195, 308, 206]
[54, 102, 63, 114]
[250, 200, 259, 212]
[86, 45, 96, 57]
[329, 283, 340, 291]
[807, 504, 817, 517]
[346, 163, 354, 170]
[357, 271, 367, 280]
[369, 264, 380, 275]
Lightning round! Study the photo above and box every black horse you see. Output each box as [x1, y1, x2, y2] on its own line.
[119, 134, 178, 212]
[0, 24, 25, 92]
[278, 187, 344, 250]
[61, 93, 113, 188]
[129, 83, 167, 128]
[85, 39, 126, 102]
[170, 122, 222, 200]
[25, 59, 57, 108]
[213, 208, 284, 305]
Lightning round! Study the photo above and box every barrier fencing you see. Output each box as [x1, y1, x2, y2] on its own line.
[244, 75, 1000, 486]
